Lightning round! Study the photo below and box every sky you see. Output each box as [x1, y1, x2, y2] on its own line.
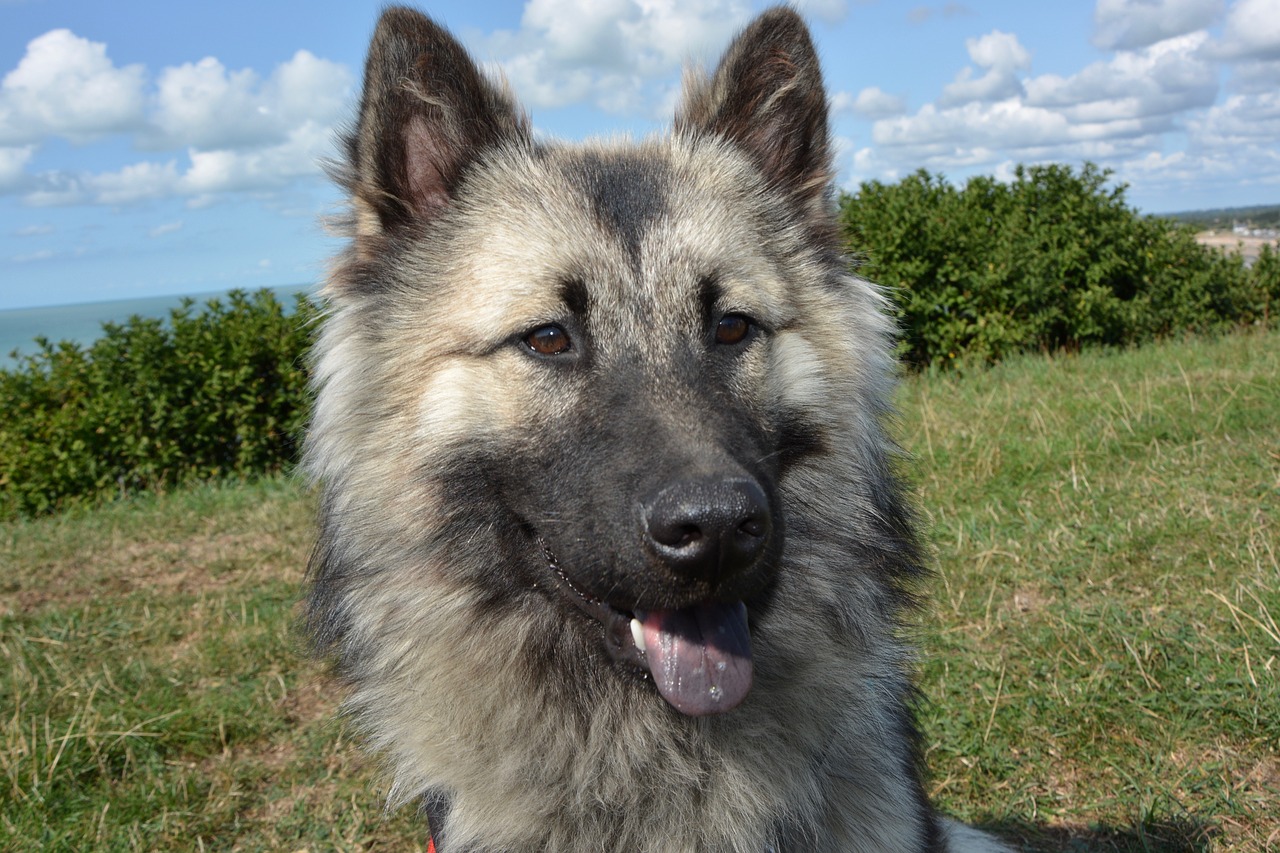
[2, 0, 1279, 310]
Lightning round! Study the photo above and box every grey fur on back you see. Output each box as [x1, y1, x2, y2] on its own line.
[304, 6, 1013, 852]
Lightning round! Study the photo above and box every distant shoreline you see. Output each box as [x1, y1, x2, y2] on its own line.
[0, 283, 315, 315]
[0, 284, 314, 364]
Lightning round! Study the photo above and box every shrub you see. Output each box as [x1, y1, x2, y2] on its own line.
[0, 289, 318, 519]
[840, 163, 1278, 369]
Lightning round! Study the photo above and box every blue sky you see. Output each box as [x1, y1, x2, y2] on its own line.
[2, 0, 1279, 309]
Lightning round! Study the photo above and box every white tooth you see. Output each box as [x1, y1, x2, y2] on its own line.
[738, 602, 748, 624]
[630, 617, 647, 654]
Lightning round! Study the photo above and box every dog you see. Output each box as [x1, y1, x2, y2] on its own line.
[303, 6, 1013, 851]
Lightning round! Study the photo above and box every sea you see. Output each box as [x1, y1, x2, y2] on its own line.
[0, 284, 315, 366]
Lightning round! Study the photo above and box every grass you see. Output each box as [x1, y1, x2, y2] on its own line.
[0, 480, 425, 851]
[1, 328, 1277, 851]
[905, 329, 1279, 851]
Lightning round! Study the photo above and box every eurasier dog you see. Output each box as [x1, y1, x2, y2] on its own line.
[304, 6, 1012, 851]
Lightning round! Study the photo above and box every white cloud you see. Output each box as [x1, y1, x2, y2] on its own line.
[874, 30, 1219, 174]
[151, 59, 272, 149]
[22, 160, 182, 207]
[90, 160, 181, 205]
[850, 146, 878, 175]
[1214, 0, 1280, 60]
[178, 120, 335, 195]
[149, 50, 352, 149]
[0, 29, 146, 145]
[967, 29, 1032, 69]
[874, 100, 1069, 151]
[1092, 0, 1222, 51]
[22, 172, 86, 207]
[270, 49, 352, 126]
[939, 30, 1030, 106]
[0, 146, 35, 191]
[16, 223, 53, 236]
[148, 221, 183, 238]
[1188, 90, 1280, 145]
[1110, 140, 1280, 202]
[481, 0, 752, 113]
[1227, 57, 1280, 93]
[12, 249, 55, 263]
[875, 29, 1213, 163]
[21, 118, 336, 208]
[833, 87, 906, 118]
[1025, 33, 1217, 120]
[0, 28, 353, 207]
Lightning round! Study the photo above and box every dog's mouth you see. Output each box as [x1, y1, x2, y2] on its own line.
[539, 540, 753, 717]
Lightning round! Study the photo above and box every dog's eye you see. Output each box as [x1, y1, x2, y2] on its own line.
[715, 314, 753, 346]
[525, 324, 572, 356]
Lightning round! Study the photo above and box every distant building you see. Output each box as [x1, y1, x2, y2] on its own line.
[1230, 221, 1280, 239]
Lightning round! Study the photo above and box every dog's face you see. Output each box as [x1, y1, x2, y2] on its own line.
[311, 7, 852, 717]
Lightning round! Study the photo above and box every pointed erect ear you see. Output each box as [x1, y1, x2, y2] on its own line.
[676, 8, 832, 212]
[347, 7, 529, 236]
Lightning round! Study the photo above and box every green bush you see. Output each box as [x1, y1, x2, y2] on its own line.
[840, 163, 1279, 369]
[0, 289, 318, 519]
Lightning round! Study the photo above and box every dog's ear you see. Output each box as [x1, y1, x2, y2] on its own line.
[676, 8, 832, 213]
[346, 7, 529, 237]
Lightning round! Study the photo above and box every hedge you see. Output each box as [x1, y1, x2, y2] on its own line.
[840, 163, 1278, 368]
[0, 289, 317, 518]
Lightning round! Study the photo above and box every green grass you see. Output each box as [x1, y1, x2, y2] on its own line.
[0, 480, 425, 852]
[2, 329, 1277, 851]
[906, 329, 1278, 851]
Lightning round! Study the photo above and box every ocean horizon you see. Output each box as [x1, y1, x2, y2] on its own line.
[0, 284, 315, 365]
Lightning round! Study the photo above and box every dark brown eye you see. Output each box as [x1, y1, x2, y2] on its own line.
[525, 324, 572, 356]
[715, 314, 752, 346]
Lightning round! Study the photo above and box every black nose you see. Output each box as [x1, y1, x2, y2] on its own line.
[644, 478, 771, 583]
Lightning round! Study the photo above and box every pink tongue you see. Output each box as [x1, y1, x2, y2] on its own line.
[638, 602, 752, 716]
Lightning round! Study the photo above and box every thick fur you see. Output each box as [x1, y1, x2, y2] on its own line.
[305, 7, 1012, 852]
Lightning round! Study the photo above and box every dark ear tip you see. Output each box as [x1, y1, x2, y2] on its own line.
[370, 6, 454, 57]
[366, 8, 502, 99]
[720, 7, 821, 85]
[375, 5, 432, 30]
[753, 6, 809, 28]
[743, 6, 815, 46]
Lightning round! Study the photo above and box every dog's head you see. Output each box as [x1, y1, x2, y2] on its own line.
[308, 7, 887, 718]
